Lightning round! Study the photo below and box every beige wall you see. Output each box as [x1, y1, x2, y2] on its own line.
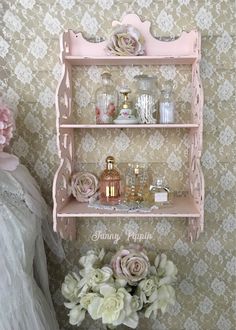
[2, 1, 236, 329]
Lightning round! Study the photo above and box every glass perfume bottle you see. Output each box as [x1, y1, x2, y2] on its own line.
[127, 164, 143, 203]
[124, 163, 151, 204]
[113, 87, 138, 124]
[95, 71, 118, 124]
[149, 178, 170, 206]
[159, 83, 175, 124]
[134, 75, 157, 124]
[99, 156, 121, 205]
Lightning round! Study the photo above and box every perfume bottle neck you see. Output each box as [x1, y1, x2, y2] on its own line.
[107, 163, 113, 170]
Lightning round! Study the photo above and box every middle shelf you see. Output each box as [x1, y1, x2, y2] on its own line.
[60, 123, 199, 128]
[57, 195, 200, 218]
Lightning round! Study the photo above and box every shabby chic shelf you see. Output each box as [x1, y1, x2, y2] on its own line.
[53, 14, 204, 242]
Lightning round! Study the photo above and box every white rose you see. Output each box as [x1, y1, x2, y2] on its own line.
[68, 304, 86, 327]
[87, 266, 113, 291]
[139, 278, 157, 297]
[145, 284, 176, 317]
[155, 253, 178, 277]
[88, 285, 139, 328]
[61, 273, 80, 302]
[80, 292, 99, 310]
[79, 249, 105, 272]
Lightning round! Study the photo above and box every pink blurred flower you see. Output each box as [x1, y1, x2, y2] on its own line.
[0, 103, 14, 151]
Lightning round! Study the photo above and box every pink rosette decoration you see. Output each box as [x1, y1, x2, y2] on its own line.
[71, 172, 99, 203]
[106, 24, 145, 56]
[0, 100, 18, 171]
[111, 245, 150, 285]
[0, 103, 14, 152]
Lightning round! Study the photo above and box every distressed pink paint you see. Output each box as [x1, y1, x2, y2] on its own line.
[53, 14, 204, 241]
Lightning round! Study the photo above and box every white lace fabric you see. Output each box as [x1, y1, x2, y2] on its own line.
[0, 164, 64, 330]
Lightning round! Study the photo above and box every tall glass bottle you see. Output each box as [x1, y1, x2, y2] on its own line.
[134, 75, 157, 124]
[159, 83, 175, 124]
[95, 71, 118, 124]
[99, 156, 121, 205]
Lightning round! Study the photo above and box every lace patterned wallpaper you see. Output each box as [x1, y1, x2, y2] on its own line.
[1, 1, 236, 329]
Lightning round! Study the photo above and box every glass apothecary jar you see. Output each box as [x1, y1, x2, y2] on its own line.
[95, 71, 118, 124]
[134, 75, 157, 124]
[159, 83, 175, 124]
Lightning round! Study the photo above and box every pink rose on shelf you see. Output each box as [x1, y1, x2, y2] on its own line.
[106, 24, 145, 56]
[71, 172, 99, 203]
[111, 245, 150, 285]
[0, 103, 14, 152]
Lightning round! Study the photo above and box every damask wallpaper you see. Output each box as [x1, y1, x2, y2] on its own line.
[1, 1, 236, 329]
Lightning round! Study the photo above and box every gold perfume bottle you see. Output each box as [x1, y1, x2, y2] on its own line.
[150, 178, 170, 206]
[127, 164, 143, 203]
[99, 156, 121, 205]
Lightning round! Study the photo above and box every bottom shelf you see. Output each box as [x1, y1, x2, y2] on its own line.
[57, 195, 200, 218]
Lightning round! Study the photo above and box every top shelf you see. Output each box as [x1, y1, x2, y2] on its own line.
[64, 55, 197, 66]
[60, 15, 200, 65]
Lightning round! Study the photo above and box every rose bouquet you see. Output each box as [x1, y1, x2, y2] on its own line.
[61, 245, 177, 329]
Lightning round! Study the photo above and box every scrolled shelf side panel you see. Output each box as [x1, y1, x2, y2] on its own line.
[63, 14, 199, 58]
[53, 127, 76, 238]
[188, 56, 204, 241]
[55, 62, 72, 125]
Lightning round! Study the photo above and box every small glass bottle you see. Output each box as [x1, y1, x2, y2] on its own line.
[149, 178, 170, 206]
[95, 71, 118, 124]
[99, 156, 121, 205]
[159, 83, 175, 124]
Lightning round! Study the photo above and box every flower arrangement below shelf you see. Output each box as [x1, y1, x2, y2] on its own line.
[61, 244, 177, 329]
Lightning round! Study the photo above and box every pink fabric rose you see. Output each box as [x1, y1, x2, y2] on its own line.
[0, 104, 14, 152]
[111, 246, 150, 285]
[106, 24, 145, 56]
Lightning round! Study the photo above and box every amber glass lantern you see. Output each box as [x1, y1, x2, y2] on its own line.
[99, 156, 121, 205]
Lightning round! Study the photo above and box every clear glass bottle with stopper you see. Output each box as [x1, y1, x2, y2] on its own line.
[95, 71, 118, 124]
[99, 156, 121, 205]
[126, 164, 143, 204]
[159, 83, 175, 124]
[149, 178, 170, 206]
[113, 87, 138, 124]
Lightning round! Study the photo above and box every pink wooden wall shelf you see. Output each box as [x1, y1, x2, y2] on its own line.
[53, 14, 204, 242]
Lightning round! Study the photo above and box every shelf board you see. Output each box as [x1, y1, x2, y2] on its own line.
[57, 196, 200, 218]
[64, 55, 197, 66]
[60, 123, 199, 129]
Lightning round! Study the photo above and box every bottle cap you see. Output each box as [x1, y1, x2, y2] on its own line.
[156, 178, 163, 186]
[106, 156, 115, 164]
